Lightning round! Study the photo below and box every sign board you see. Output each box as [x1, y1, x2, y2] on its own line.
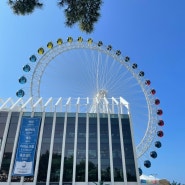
[12, 117, 41, 176]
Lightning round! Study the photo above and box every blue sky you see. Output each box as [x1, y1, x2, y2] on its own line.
[1, 0, 185, 183]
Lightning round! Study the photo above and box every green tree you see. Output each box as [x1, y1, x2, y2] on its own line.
[37, 150, 49, 182]
[8, 0, 43, 15]
[8, 0, 103, 33]
[76, 160, 85, 181]
[170, 181, 182, 185]
[63, 155, 74, 181]
[58, 0, 103, 33]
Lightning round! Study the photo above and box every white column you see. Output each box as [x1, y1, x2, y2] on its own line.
[33, 111, 46, 185]
[85, 113, 89, 184]
[7, 111, 23, 184]
[46, 110, 57, 185]
[107, 113, 114, 185]
[72, 100, 79, 185]
[97, 111, 101, 181]
[46, 97, 62, 185]
[59, 103, 69, 185]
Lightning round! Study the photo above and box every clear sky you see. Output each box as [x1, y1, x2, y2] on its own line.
[1, 0, 185, 183]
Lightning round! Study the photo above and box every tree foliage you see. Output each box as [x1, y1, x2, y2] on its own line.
[58, 0, 102, 33]
[8, 0, 43, 15]
[7, 0, 103, 33]
[170, 181, 184, 185]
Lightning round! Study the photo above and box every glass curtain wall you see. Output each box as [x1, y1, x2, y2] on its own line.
[0, 112, 138, 184]
[50, 114, 64, 182]
[0, 112, 20, 182]
[63, 116, 75, 182]
[100, 116, 110, 181]
[0, 112, 8, 151]
[37, 114, 53, 182]
[75, 115, 86, 182]
[111, 117, 124, 181]
[88, 116, 98, 182]
[121, 118, 137, 182]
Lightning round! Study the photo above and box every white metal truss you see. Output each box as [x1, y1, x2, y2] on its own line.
[0, 97, 130, 114]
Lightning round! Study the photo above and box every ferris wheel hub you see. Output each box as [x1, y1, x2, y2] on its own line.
[95, 89, 107, 99]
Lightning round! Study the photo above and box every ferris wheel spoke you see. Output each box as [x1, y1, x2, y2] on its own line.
[16, 37, 164, 171]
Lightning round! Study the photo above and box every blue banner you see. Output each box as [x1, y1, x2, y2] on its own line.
[12, 117, 41, 176]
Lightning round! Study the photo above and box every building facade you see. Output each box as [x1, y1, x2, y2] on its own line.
[0, 97, 140, 185]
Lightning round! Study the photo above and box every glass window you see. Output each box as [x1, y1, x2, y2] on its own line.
[50, 117, 64, 182]
[100, 118, 110, 182]
[0, 112, 8, 146]
[111, 117, 124, 182]
[76, 117, 86, 182]
[63, 117, 75, 182]
[37, 116, 53, 182]
[0, 112, 19, 182]
[121, 118, 136, 182]
[88, 117, 98, 182]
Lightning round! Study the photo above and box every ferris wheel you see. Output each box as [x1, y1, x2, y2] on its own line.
[16, 36, 164, 173]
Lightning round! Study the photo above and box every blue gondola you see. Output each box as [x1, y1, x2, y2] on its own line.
[116, 50, 121, 56]
[125, 56, 130, 62]
[23, 64, 31, 72]
[144, 160, 151, 168]
[139, 71, 145, 77]
[150, 151, 157, 158]
[29, 55, 37, 62]
[16, 89, 25, 97]
[155, 141, 162, 148]
[107, 45, 112, 51]
[132, 63, 138, 69]
[98, 41, 103, 47]
[19, 76, 27, 84]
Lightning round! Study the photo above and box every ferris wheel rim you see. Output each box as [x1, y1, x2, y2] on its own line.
[17, 37, 163, 162]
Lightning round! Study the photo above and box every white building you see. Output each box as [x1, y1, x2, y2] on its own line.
[0, 97, 140, 185]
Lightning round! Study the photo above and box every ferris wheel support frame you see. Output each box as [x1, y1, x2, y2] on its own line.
[16, 37, 165, 169]
[27, 39, 160, 159]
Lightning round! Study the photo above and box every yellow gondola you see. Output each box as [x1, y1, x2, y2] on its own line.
[88, 38, 93, 44]
[38, 47, 44, 54]
[47, 42, 53, 49]
[67, 37, 73, 43]
[57, 38, 63, 45]
[77, 37, 83, 43]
